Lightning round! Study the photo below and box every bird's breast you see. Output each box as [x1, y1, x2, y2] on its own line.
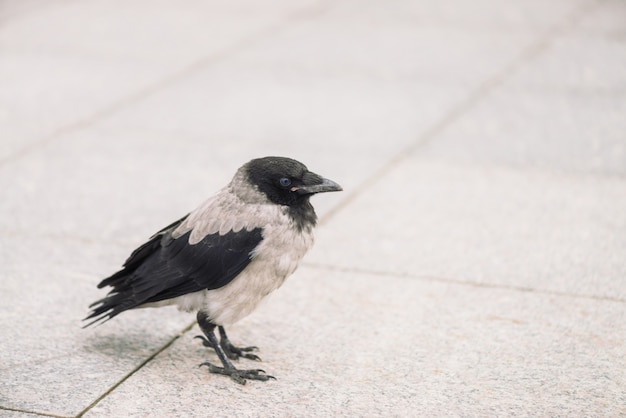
[195, 214, 314, 326]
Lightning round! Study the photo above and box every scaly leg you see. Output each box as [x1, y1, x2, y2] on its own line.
[196, 311, 273, 384]
[195, 326, 260, 361]
[218, 326, 261, 361]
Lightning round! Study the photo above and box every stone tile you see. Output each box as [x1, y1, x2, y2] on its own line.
[92, 0, 554, 178]
[0, 0, 70, 22]
[417, 26, 626, 176]
[327, 0, 591, 31]
[84, 267, 626, 417]
[94, 64, 467, 195]
[0, 234, 193, 416]
[1, 0, 624, 416]
[418, 87, 626, 175]
[226, 14, 535, 86]
[308, 157, 626, 300]
[0, 0, 318, 160]
[0, 129, 347, 242]
[0, 410, 45, 418]
[577, 0, 626, 37]
[0, 0, 317, 65]
[0, 50, 171, 160]
[507, 35, 626, 92]
[96, 68, 452, 153]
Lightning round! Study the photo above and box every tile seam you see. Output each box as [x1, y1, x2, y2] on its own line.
[303, 262, 626, 304]
[75, 321, 196, 418]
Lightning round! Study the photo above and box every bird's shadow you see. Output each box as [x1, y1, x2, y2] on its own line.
[81, 327, 169, 359]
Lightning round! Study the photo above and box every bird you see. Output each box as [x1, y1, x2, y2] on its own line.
[84, 156, 342, 384]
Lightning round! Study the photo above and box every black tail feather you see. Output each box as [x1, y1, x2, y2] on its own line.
[84, 215, 189, 327]
[83, 281, 136, 327]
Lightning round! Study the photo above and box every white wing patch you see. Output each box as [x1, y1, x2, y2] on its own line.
[172, 171, 272, 244]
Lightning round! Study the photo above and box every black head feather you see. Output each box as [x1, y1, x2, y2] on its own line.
[244, 156, 342, 207]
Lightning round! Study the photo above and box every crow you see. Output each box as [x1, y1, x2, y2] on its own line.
[85, 156, 342, 384]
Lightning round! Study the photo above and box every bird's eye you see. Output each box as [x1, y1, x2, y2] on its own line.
[279, 177, 292, 187]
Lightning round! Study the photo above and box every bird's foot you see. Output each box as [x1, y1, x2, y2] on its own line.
[195, 335, 261, 361]
[222, 339, 260, 361]
[199, 361, 275, 385]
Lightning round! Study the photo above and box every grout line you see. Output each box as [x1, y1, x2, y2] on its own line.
[0, 406, 70, 418]
[303, 262, 626, 304]
[75, 321, 196, 418]
[319, 0, 605, 226]
[0, 0, 334, 167]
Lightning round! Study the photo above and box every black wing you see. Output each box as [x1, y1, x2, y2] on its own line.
[85, 216, 263, 326]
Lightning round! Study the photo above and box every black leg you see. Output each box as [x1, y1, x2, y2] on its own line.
[218, 326, 261, 361]
[195, 312, 274, 385]
[194, 327, 260, 360]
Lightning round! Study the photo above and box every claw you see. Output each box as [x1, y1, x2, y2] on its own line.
[194, 335, 212, 348]
[197, 335, 261, 361]
[199, 362, 275, 384]
[242, 353, 262, 362]
[222, 341, 262, 362]
[238, 346, 259, 352]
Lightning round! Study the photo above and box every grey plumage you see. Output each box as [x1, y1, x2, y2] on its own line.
[85, 156, 342, 384]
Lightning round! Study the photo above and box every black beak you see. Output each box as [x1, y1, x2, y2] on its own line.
[295, 172, 343, 195]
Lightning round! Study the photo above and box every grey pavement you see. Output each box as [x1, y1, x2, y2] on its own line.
[1, 0, 625, 416]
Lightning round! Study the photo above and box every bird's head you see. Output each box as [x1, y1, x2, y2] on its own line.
[241, 156, 342, 207]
